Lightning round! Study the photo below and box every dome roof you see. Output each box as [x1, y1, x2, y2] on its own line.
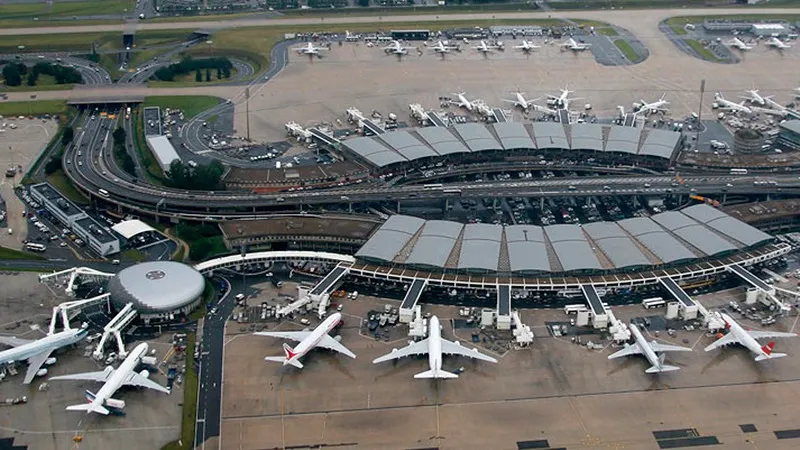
[108, 261, 205, 313]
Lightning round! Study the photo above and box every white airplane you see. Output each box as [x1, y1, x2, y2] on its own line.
[255, 312, 355, 368]
[430, 40, 457, 54]
[383, 40, 409, 55]
[562, 38, 591, 52]
[472, 40, 498, 53]
[714, 92, 753, 114]
[704, 313, 797, 362]
[547, 86, 581, 109]
[513, 40, 540, 53]
[532, 103, 559, 116]
[373, 316, 496, 379]
[52, 342, 170, 415]
[740, 89, 770, 106]
[451, 92, 476, 111]
[727, 37, 753, 51]
[767, 37, 791, 50]
[608, 322, 691, 373]
[294, 42, 329, 56]
[503, 90, 539, 110]
[0, 324, 88, 384]
[794, 87, 800, 98]
[634, 93, 669, 115]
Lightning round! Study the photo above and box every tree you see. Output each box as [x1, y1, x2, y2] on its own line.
[358, 0, 369, 6]
[112, 127, 126, 144]
[61, 126, 74, 146]
[221, 66, 231, 78]
[195, 70, 202, 82]
[26, 72, 36, 86]
[189, 238, 213, 261]
[2, 64, 21, 86]
[44, 156, 62, 175]
[216, 68, 221, 80]
[205, 68, 211, 82]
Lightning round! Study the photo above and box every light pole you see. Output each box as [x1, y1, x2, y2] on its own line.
[155, 198, 165, 223]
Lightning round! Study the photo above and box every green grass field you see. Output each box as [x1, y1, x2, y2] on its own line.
[614, 39, 641, 62]
[0, 0, 133, 20]
[131, 107, 167, 183]
[144, 96, 222, 120]
[46, 169, 88, 203]
[147, 67, 240, 88]
[685, 39, 721, 62]
[0, 246, 47, 260]
[160, 332, 198, 450]
[596, 27, 619, 37]
[0, 31, 116, 53]
[0, 74, 75, 92]
[0, 100, 67, 116]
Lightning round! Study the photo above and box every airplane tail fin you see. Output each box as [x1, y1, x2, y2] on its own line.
[646, 364, 680, 374]
[67, 392, 109, 415]
[265, 355, 305, 368]
[414, 369, 458, 379]
[756, 352, 787, 362]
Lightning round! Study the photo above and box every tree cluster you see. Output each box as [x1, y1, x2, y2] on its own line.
[24, 62, 83, 86]
[112, 127, 136, 176]
[153, 56, 233, 82]
[175, 223, 222, 261]
[44, 126, 75, 175]
[2, 62, 27, 86]
[166, 159, 225, 191]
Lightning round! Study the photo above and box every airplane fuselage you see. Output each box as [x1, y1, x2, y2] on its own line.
[427, 316, 444, 374]
[88, 342, 148, 411]
[720, 313, 768, 357]
[629, 324, 660, 369]
[286, 313, 342, 364]
[0, 328, 86, 366]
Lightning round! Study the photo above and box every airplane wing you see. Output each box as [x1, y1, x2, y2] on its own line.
[373, 339, 430, 363]
[316, 335, 356, 359]
[0, 336, 35, 347]
[608, 343, 643, 359]
[747, 330, 798, 340]
[123, 371, 171, 394]
[704, 332, 741, 352]
[253, 331, 312, 343]
[50, 368, 115, 382]
[23, 348, 54, 384]
[440, 338, 497, 363]
[649, 342, 692, 353]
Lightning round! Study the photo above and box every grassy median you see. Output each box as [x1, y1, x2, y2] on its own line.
[0, 246, 46, 260]
[144, 96, 222, 121]
[685, 39, 721, 62]
[0, 100, 67, 116]
[614, 39, 641, 63]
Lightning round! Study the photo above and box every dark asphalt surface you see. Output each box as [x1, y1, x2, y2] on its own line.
[195, 276, 238, 448]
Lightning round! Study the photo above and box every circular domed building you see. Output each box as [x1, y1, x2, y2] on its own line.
[107, 261, 205, 323]
[733, 128, 766, 154]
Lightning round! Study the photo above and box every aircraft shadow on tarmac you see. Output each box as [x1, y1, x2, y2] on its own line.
[274, 350, 356, 385]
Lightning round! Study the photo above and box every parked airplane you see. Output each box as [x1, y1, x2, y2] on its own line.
[547, 87, 581, 109]
[608, 322, 692, 373]
[727, 37, 753, 51]
[294, 42, 329, 56]
[52, 342, 170, 415]
[503, 90, 539, 110]
[472, 40, 498, 53]
[740, 89, 770, 106]
[430, 40, 458, 54]
[704, 313, 797, 361]
[634, 93, 669, 115]
[767, 37, 791, 50]
[562, 38, 591, 52]
[373, 316, 497, 378]
[383, 40, 410, 55]
[714, 92, 753, 114]
[0, 323, 88, 384]
[514, 40, 540, 53]
[451, 92, 476, 111]
[255, 313, 355, 368]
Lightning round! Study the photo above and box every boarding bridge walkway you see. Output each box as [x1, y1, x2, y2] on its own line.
[310, 265, 350, 296]
[428, 112, 447, 127]
[557, 109, 571, 125]
[309, 128, 340, 146]
[580, 284, 608, 329]
[496, 285, 511, 330]
[728, 264, 775, 295]
[399, 279, 427, 323]
[623, 113, 636, 127]
[492, 108, 508, 123]
[362, 119, 386, 136]
[659, 277, 699, 319]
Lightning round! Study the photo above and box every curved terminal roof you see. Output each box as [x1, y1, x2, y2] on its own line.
[112, 219, 156, 240]
[341, 122, 681, 168]
[356, 204, 772, 275]
[108, 261, 205, 313]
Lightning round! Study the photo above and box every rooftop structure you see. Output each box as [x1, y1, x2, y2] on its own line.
[112, 219, 156, 240]
[355, 204, 773, 276]
[107, 261, 204, 320]
[146, 135, 181, 172]
[340, 122, 681, 170]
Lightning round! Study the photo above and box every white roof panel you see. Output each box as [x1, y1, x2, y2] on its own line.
[606, 126, 641, 155]
[570, 123, 604, 151]
[112, 219, 155, 240]
[639, 129, 679, 159]
[415, 127, 469, 156]
[453, 123, 500, 152]
[492, 122, 535, 150]
[531, 122, 569, 149]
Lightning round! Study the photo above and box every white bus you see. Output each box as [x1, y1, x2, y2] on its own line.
[423, 183, 443, 189]
[564, 304, 588, 315]
[25, 242, 46, 252]
[642, 297, 666, 309]
[729, 168, 748, 175]
[442, 188, 462, 195]
[98, 188, 109, 197]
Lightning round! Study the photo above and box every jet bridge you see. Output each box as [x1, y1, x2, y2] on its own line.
[428, 112, 447, 127]
[362, 119, 386, 136]
[309, 128, 340, 146]
[659, 278, 699, 320]
[49, 293, 111, 335]
[399, 279, 427, 323]
[278, 265, 350, 318]
[580, 284, 608, 329]
[496, 285, 511, 330]
[622, 113, 636, 127]
[92, 302, 137, 360]
[39, 267, 114, 296]
[557, 109, 571, 125]
[728, 264, 790, 312]
[491, 108, 508, 123]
